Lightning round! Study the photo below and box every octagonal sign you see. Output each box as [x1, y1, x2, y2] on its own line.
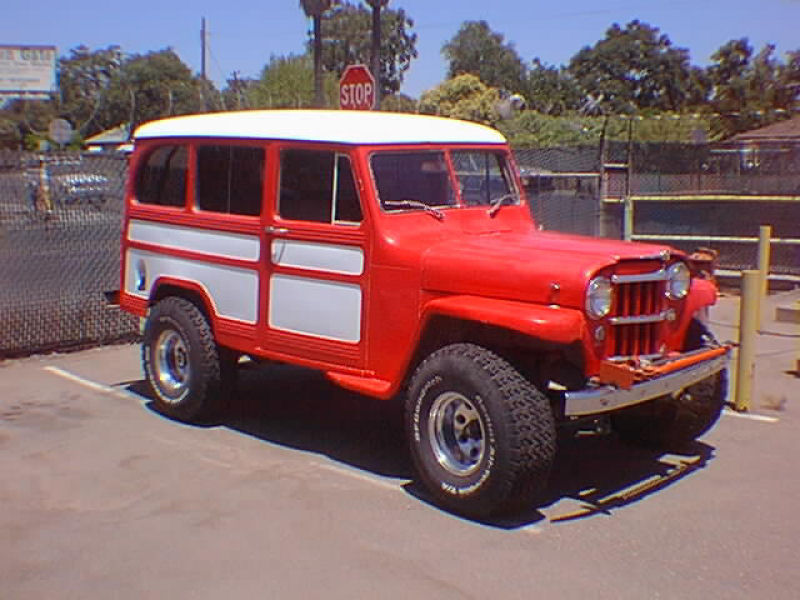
[340, 64, 376, 111]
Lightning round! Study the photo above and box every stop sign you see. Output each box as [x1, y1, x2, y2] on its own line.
[340, 64, 376, 110]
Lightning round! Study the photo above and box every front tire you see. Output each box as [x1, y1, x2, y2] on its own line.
[406, 343, 556, 518]
[142, 297, 224, 422]
[612, 319, 728, 449]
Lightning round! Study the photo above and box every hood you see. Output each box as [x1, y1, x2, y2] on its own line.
[421, 230, 679, 308]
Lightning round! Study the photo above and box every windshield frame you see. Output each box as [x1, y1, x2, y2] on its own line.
[368, 145, 522, 216]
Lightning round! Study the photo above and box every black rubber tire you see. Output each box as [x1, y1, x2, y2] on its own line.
[612, 320, 728, 449]
[405, 343, 556, 518]
[142, 297, 224, 422]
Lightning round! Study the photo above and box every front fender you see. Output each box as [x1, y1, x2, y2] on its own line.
[686, 277, 718, 316]
[422, 295, 587, 346]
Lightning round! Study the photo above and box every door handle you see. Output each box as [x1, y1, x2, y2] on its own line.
[265, 225, 290, 235]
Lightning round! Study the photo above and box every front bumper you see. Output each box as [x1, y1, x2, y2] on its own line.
[563, 347, 731, 417]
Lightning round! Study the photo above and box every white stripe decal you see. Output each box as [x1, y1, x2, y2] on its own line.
[129, 220, 260, 262]
[271, 239, 364, 275]
[269, 274, 361, 342]
[126, 249, 259, 324]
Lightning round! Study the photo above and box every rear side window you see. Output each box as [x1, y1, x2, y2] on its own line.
[279, 149, 362, 224]
[135, 145, 188, 207]
[196, 145, 264, 216]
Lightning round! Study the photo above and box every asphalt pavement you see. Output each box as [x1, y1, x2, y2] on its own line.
[0, 291, 798, 599]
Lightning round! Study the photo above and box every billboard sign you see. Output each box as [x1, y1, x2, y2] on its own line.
[0, 45, 57, 96]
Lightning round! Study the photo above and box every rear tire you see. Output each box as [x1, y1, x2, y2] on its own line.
[142, 297, 224, 422]
[406, 343, 556, 518]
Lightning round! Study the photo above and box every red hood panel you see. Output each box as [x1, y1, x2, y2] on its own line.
[422, 230, 679, 308]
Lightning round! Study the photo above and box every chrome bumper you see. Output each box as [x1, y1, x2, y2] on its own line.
[563, 350, 731, 417]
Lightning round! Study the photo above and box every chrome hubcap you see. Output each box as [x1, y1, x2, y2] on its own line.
[154, 330, 189, 400]
[428, 392, 486, 476]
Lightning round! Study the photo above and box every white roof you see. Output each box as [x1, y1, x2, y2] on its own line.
[133, 110, 507, 145]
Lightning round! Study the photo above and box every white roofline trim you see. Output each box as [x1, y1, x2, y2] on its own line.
[133, 110, 507, 146]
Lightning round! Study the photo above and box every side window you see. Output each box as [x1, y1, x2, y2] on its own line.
[135, 145, 188, 207]
[333, 155, 362, 223]
[451, 151, 517, 207]
[196, 145, 264, 216]
[279, 149, 362, 224]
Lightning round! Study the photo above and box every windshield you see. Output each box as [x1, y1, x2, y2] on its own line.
[371, 149, 519, 215]
[372, 151, 456, 212]
[451, 150, 519, 208]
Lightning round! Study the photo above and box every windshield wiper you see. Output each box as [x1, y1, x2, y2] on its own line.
[487, 193, 517, 217]
[384, 199, 445, 221]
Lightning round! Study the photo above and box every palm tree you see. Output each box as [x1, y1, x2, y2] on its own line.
[299, 0, 335, 107]
[364, 1, 389, 109]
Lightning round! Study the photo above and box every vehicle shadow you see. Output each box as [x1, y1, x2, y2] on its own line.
[123, 361, 716, 529]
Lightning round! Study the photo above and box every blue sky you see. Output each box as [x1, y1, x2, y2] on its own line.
[3, 0, 799, 98]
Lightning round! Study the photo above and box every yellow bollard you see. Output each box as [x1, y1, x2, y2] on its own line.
[756, 225, 771, 329]
[734, 270, 760, 411]
[796, 300, 800, 379]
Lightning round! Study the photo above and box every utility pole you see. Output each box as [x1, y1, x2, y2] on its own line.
[367, 0, 387, 110]
[201, 17, 210, 81]
[200, 17, 211, 111]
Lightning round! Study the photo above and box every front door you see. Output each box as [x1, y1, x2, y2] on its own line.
[261, 145, 368, 369]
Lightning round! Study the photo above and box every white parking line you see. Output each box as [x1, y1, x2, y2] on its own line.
[315, 462, 407, 493]
[42, 365, 142, 402]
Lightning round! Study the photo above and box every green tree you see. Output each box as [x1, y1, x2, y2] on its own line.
[708, 39, 800, 136]
[222, 72, 258, 110]
[319, 1, 417, 97]
[56, 45, 124, 137]
[0, 116, 22, 148]
[442, 21, 527, 94]
[526, 59, 582, 115]
[380, 92, 417, 112]
[248, 53, 338, 108]
[104, 49, 206, 132]
[0, 98, 55, 149]
[419, 74, 501, 125]
[568, 20, 694, 114]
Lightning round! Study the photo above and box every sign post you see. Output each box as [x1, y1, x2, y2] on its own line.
[339, 64, 376, 111]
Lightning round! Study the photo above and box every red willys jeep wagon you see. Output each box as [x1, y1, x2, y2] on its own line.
[119, 110, 731, 517]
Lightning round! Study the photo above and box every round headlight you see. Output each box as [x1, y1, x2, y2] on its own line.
[586, 276, 612, 319]
[666, 262, 690, 299]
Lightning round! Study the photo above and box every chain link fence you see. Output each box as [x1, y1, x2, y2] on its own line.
[516, 141, 800, 279]
[515, 146, 603, 237]
[1, 140, 798, 357]
[0, 151, 138, 358]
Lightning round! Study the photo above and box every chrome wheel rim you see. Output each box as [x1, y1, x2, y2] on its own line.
[428, 392, 486, 476]
[154, 329, 190, 401]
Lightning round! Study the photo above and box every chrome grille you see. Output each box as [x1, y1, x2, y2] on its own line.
[609, 277, 667, 357]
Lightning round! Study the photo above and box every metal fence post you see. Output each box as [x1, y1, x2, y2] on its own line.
[756, 225, 771, 330]
[623, 195, 633, 242]
[734, 270, 760, 412]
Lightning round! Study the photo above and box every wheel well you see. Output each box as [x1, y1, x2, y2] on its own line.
[150, 284, 213, 324]
[411, 315, 586, 391]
